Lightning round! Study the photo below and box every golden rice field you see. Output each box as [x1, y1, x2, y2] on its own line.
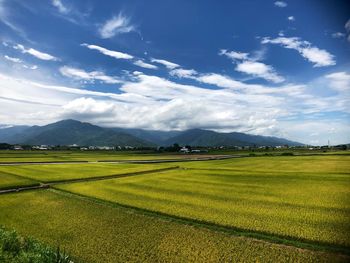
[0, 190, 348, 263]
[0, 162, 173, 183]
[0, 172, 38, 190]
[0, 151, 349, 262]
[57, 155, 350, 248]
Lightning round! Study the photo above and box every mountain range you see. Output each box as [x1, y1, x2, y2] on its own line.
[0, 119, 303, 147]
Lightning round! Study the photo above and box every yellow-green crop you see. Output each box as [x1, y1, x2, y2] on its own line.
[58, 155, 350, 247]
[0, 190, 347, 263]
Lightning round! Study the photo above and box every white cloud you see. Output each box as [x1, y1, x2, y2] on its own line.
[150, 58, 180, 69]
[4, 55, 38, 70]
[133, 60, 158, 69]
[22, 65, 38, 70]
[4, 55, 22, 63]
[0, 69, 349, 144]
[331, 32, 345, 38]
[13, 44, 58, 61]
[261, 37, 336, 67]
[59, 66, 122, 84]
[81, 43, 133, 60]
[235, 61, 285, 83]
[196, 73, 244, 90]
[219, 48, 284, 83]
[51, 0, 69, 14]
[169, 68, 197, 78]
[345, 19, 350, 43]
[274, 1, 287, 8]
[345, 19, 350, 32]
[219, 49, 249, 60]
[98, 13, 135, 39]
[325, 72, 350, 93]
[278, 120, 350, 146]
[287, 16, 295, 21]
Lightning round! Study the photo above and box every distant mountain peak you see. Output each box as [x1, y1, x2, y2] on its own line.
[0, 120, 303, 147]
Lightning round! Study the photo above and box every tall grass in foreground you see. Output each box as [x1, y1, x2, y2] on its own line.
[0, 226, 72, 263]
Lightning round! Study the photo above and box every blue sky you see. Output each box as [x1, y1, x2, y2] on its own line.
[0, 0, 349, 145]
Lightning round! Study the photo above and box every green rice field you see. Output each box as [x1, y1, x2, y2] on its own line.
[0, 151, 349, 262]
[0, 172, 37, 190]
[0, 163, 173, 183]
[57, 155, 350, 247]
[0, 190, 347, 263]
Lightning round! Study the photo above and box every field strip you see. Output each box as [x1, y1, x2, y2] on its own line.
[50, 188, 350, 256]
[0, 154, 237, 165]
[0, 166, 180, 194]
[48, 166, 180, 184]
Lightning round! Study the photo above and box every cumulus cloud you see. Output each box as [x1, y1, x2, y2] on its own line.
[219, 49, 249, 60]
[98, 13, 135, 39]
[287, 16, 295, 21]
[196, 73, 244, 90]
[150, 58, 180, 69]
[133, 60, 158, 69]
[59, 66, 122, 84]
[81, 43, 133, 60]
[51, 0, 69, 14]
[169, 68, 197, 78]
[13, 44, 58, 61]
[235, 61, 285, 83]
[274, 1, 287, 8]
[1, 69, 349, 143]
[261, 37, 336, 67]
[219, 48, 284, 83]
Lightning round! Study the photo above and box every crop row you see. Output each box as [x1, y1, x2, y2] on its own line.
[0, 190, 347, 263]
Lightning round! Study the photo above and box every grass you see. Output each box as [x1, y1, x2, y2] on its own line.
[0, 163, 172, 183]
[57, 155, 350, 248]
[0, 171, 38, 190]
[0, 190, 347, 263]
[0, 226, 72, 263]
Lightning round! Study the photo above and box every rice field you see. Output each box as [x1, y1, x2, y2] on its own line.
[58, 155, 350, 247]
[0, 171, 38, 190]
[0, 151, 349, 262]
[0, 150, 204, 163]
[0, 163, 172, 183]
[0, 190, 347, 263]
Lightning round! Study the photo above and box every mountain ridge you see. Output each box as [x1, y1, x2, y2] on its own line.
[0, 119, 303, 147]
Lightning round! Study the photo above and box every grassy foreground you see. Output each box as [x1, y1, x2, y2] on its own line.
[0, 190, 347, 263]
[58, 155, 350, 248]
[0, 226, 72, 263]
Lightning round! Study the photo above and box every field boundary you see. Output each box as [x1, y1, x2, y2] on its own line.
[0, 166, 180, 194]
[51, 188, 350, 256]
[49, 166, 180, 184]
[0, 155, 238, 165]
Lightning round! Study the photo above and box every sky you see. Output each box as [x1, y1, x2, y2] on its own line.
[0, 0, 349, 145]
